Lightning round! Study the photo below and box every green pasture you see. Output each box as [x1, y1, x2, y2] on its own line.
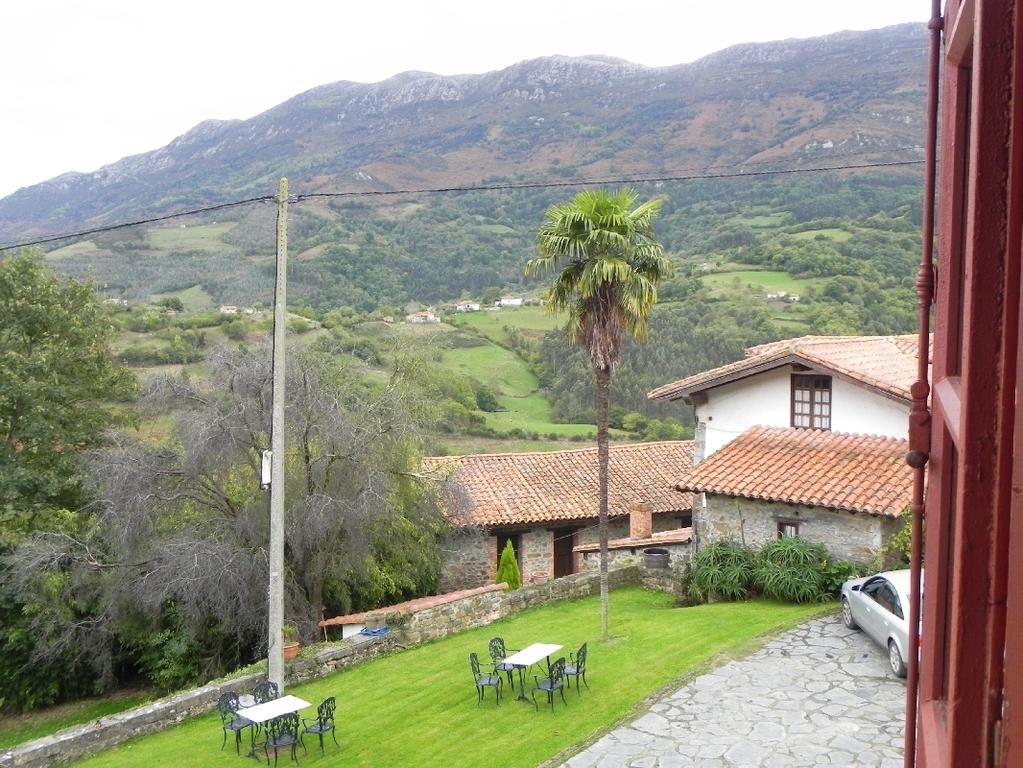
[146, 223, 237, 252]
[702, 269, 820, 295]
[450, 306, 560, 346]
[70, 588, 832, 768]
[150, 285, 214, 312]
[45, 240, 100, 260]
[790, 228, 853, 243]
[441, 340, 596, 437]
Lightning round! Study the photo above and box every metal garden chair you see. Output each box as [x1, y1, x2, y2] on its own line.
[469, 651, 503, 706]
[301, 696, 339, 754]
[488, 636, 519, 690]
[263, 712, 304, 767]
[253, 680, 280, 703]
[565, 642, 589, 694]
[531, 657, 567, 712]
[217, 691, 252, 755]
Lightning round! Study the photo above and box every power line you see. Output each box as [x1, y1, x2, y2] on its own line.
[0, 155, 924, 253]
[295, 159, 924, 202]
[0, 196, 275, 253]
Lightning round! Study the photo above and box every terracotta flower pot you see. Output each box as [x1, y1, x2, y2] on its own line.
[531, 572, 549, 585]
[282, 641, 300, 661]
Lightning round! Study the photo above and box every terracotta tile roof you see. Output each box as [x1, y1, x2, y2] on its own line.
[679, 426, 912, 517]
[648, 334, 928, 403]
[574, 527, 693, 553]
[424, 441, 694, 528]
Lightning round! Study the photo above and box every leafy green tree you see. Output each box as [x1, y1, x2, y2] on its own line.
[496, 541, 521, 590]
[526, 188, 671, 639]
[0, 253, 136, 540]
[156, 297, 185, 312]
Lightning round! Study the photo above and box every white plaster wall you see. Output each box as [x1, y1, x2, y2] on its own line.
[696, 367, 793, 457]
[829, 378, 908, 439]
[693, 365, 910, 459]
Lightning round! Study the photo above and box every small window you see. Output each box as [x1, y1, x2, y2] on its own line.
[791, 375, 832, 430]
[777, 520, 800, 539]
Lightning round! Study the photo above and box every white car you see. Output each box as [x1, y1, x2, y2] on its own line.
[840, 569, 916, 678]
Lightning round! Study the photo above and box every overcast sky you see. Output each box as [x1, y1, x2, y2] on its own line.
[0, 0, 926, 199]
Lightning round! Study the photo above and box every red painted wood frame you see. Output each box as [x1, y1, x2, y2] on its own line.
[918, 0, 1021, 765]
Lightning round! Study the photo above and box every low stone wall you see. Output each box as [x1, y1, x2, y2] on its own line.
[3, 565, 649, 768]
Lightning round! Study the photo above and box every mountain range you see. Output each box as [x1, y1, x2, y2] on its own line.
[1, 24, 926, 238]
[0, 23, 928, 309]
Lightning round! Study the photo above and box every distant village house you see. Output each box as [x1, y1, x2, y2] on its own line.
[219, 305, 239, 315]
[455, 301, 480, 312]
[497, 295, 524, 307]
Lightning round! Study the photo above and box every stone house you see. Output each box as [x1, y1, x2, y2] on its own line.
[424, 441, 694, 592]
[648, 335, 919, 563]
[679, 426, 911, 564]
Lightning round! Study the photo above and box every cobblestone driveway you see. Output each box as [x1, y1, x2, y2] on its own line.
[561, 615, 905, 768]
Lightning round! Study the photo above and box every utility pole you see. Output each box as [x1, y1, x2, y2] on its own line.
[267, 178, 289, 690]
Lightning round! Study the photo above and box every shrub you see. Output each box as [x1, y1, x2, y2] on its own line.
[496, 541, 521, 590]
[687, 540, 754, 603]
[752, 538, 860, 603]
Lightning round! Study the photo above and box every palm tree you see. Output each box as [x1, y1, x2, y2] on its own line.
[526, 188, 671, 639]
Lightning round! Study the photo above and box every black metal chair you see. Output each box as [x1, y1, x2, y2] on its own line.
[217, 691, 252, 755]
[253, 680, 280, 703]
[565, 642, 589, 694]
[469, 651, 502, 707]
[301, 696, 338, 754]
[488, 636, 519, 690]
[531, 657, 567, 712]
[263, 712, 304, 767]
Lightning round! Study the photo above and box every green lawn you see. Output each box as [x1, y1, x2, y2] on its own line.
[702, 269, 820, 295]
[72, 589, 832, 768]
[0, 691, 151, 751]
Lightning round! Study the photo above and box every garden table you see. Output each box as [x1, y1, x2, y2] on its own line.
[502, 643, 562, 703]
[235, 694, 310, 758]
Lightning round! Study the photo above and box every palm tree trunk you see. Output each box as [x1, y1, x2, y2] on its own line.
[594, 364, 612, 640]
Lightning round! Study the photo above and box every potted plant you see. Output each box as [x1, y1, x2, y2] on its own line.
[282, 623, 300, 661]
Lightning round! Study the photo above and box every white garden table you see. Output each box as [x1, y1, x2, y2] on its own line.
[502, 643, 562, 703]
[235, 694, 310, 758]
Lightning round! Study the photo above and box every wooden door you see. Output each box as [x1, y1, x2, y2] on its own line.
[552, 528, 577, 578]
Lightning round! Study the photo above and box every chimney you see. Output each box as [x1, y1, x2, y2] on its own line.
[629, 500, 653, 540]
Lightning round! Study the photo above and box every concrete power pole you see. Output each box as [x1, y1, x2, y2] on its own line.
[267, 178, 289, 690]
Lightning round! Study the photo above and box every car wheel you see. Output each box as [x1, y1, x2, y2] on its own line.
[888, 640, 907, 678]
[841, 597, 859, 630]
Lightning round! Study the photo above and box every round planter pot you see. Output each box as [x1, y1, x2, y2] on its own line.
[643, 548, 670, 569]
[531, 572, 549, 585]
[282, 641, 301, 661]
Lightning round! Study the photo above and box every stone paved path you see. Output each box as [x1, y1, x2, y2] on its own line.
[561, 615, 905, 768]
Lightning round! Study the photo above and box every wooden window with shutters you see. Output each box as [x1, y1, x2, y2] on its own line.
[790, 375, 831, 430]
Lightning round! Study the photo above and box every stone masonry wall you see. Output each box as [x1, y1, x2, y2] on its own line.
[521, 528, 553, 579]
[580, 540, 692, 570]
[4, 565, 646, 768]
[438, 529, 495, 592]
[697, 495, 895, 564]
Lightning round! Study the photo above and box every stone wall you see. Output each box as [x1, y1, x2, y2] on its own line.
[579, 540, 692, 571]
[438, 529, 495, 592]
[3, 566, 649, 768]
[696, 495, 898, 564]
[520, 528, 553, 579]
